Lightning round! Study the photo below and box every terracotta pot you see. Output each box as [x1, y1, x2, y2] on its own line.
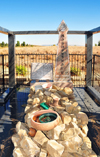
[28, 128, 36, 137]
[53, 98, 60, 106]
[31, 110, 59, 131]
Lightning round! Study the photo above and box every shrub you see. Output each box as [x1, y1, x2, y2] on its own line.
[21, 41, 26, 46]
[16, 41, 20, 46]
[70, 67, 81, 76]
[53, 44, 56, 46]
[98, 41, 100, 46]
[95, 44, 97, 46]
[16, 65, 27, 76]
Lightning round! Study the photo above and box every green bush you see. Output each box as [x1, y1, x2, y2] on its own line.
[95, 44, 97, 46]
[98, 41, 100, 46]
[16, 65, 27, 76]
[16, 41, 20, 46]
[70, 67, 81, 76]
[21, 41, 26, 46]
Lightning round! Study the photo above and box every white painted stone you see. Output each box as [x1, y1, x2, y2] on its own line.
[53, 124, 65, 140]
[33, 130, 49, 146]
[13, 147, 27, 157]
[18, 129, 28, 139]
[16, 121, 28, 133]
[20, 136, 40, 156]
[12, 134, 21, 147]
[47, 140, 64, 157]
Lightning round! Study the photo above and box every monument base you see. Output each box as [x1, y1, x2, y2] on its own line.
[30, 81, 73, 89]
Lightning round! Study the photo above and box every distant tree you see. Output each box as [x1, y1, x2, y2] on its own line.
[21, 41, 25, 46]
[1, 41, 5, 47]
[26, 44, 28, 46]
[16, 41, 20, 46]
[98, 41, 100, 46]
[95, 44, 97, 46]
[5, 43, 8, 46]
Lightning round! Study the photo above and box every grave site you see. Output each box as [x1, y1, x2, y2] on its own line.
[0, 21, 100, 157]
[11, 21, 97, 157]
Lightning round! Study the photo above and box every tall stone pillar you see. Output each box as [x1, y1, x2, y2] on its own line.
[54, 20, 73, 88]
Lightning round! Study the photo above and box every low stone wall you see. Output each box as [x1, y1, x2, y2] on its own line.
[12, 84, 97, 157]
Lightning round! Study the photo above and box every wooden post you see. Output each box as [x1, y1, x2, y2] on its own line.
[86, 33, 93, 87]
[8, 34, 15, 88]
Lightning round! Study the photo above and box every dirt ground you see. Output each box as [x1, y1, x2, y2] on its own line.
[0, 46, 100, 54]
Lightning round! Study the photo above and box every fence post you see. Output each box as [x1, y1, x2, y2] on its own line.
[2, 55, 5, 90]
[86, 33, 93, 87]
[8, 34, 15, 88]
[92, 55, 95, 87]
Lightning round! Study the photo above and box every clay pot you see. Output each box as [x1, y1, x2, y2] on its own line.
[28, 128, 36, 137]
[53, 98, 60, 106]
[31, 110, 59, 131]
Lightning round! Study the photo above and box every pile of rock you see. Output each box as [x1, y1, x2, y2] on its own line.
[12, 85, 97, 157]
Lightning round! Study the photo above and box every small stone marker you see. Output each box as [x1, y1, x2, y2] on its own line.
[55, 20, 71, 82]
[31, 63, 53, 80]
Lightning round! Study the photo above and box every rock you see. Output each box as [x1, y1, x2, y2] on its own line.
[57, 90, 67, 97]
[66, 104, 74, 114]
[49, 89, 57, 93]
[16, 121, 28, 133]
[73, 106, 81, 114]
[35, 89, 43, 96]
[52, 85, 60, 90]
[44, 91, 51, 96]
[47, 140, 64, 157]
[61, 151, 73, 157]
[72, 102, 78, 107]
[13, 147, 27, 157]
[80, 125, 88, 135]
[89, 150, 97, 157]
[18, 129, 28, 139]
[46, 96, 53, 105]
[34, 130, 49, 146]
[61, 112, 72, 124]
[30, 86, 35, 94]
[25, 105, 32, 113]
[28, 94, 32, 98]
[53, 124, 65, 140]
[27, 98, 33, 105]
[76, 112, 88, 125]
[60, 127, 76, 141]
[54, 106, 65, 113]
[39, 149, 47, 157]
[32, 97, 40, 105]
[51, 93, 61, 100]
[60, 97, 69, 106]
[12, 134, 21, 147]
[83, 137, 92, 149]
[20, 136, 40, 156]
[63, 87, 73, 95]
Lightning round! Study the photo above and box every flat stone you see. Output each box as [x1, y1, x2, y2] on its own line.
[16, 121, 28, 133]
[76, 112, 88, 125]
[63, 87, 73, 95]
[39, 149, 47, 157]
[12, 134, 21, 147]
[20, 136, 40, 156]
[61, 112, 72, 124]
[44, 91, 51, 96]
[34, 130, 49, 146]
[47, 140, 64, 157]
[13, 147, 27, 157]
[53, 124, 65, 140]
[18, 129, 28, 139]
[66, 104, 74, 114]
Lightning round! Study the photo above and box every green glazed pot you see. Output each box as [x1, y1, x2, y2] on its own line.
[39, 113, 57, 123]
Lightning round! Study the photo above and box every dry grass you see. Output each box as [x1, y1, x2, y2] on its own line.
[0, 46, 100, 55]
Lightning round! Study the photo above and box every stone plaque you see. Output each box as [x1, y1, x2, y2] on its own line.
[31, 63, 53, 80]
[55, 20, 71, 82]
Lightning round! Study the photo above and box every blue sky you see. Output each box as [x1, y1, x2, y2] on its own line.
[0, 0, 100, 46]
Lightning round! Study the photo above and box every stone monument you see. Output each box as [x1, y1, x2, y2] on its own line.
[54, 20, 73, 88]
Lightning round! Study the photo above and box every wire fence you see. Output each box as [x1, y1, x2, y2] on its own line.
[0, 53, 88, 95]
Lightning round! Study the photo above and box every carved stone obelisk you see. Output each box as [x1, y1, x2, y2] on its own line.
[54, 20, 73, 88]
